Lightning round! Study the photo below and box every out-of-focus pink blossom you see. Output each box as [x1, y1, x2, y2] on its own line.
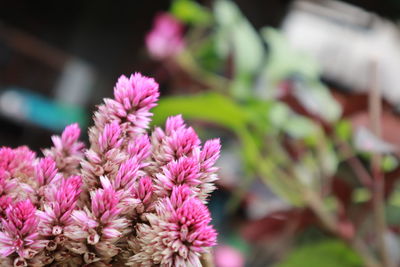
[146, 12, 185, 59]
[215, 245, 245, 267]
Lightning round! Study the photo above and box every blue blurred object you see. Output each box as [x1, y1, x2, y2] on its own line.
[0, 88, 88, 131]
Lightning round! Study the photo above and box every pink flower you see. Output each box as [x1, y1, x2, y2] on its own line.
[155, 157, 201, 197]
[35, 157, 58, 187]
[0, 146, 36, 179]
[114, 73, 159, 133]
[130, 191, 217, 266]
[127, 134, 151, 162]
[151, 115, 200, 172]
[98, 122, 123, 152]
[0, 72, 219, 265]
[91, 186, 121, 224]
[38, 176, 82, 235]
[43, 123, 85, 176]
[146, 12, 185, 59]
[0, 200, 45, 259]
[113, 157, 142, 191]
[197, 139, 221, 200]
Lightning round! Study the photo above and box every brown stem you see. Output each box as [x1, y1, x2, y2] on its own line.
[369, 60, 391, 267]
[200, 252, 215, 267]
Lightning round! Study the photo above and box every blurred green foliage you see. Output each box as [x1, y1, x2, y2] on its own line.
[277, 240, 362, 267]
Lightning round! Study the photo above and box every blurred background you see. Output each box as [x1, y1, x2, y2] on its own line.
[3, 0, 400, 266]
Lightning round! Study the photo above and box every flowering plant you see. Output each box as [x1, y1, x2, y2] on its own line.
[0, 73, 220, 267]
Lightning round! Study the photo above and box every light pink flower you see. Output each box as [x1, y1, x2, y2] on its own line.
[0, 200, 45, 259]
[35, 157, 58, 187]
[146, 12, 185, 59]
[0, 146, 36, 179]
[43, 123, 85, 176]
[98, 122, 123, 152]
[37, 176, 82, 237]
[155, 157, 201, 197]
[129, 189, 217, 267]
[0, 72, 219, 266]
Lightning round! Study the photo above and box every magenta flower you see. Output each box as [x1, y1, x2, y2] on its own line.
[35, 157, 58, 187]
[130, 187, 217, 266]
[37, 175, 82, 237]
[0, 200, 45, 259]
[43, 123, 85, 176]
[146, 12, 185, 59]
[0, 72, 220, 266]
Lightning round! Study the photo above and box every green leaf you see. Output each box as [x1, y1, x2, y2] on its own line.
[152, 92, 247, 130]
[335, 120, 352, 142]
[293, 81, 342, 123]
[283, 115, 319, 139]
[277, 240, 363, 267]
[269, 102, 290, 128]
[153, 93, 305, 207]
[214, 0, 264, 99]
[382, 155, 398, 173]
[352, 188, 371, 203]
[171, 0, 212, 25]
[261, 27, 320, 84]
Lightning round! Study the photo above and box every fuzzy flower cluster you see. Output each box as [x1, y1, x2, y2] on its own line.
[0, 73, 219, 266]
[146, 13, 185, 60]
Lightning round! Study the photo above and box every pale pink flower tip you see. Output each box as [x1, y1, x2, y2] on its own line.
[146, 12, 185, 59]
[91, 186, 120, 223]
[113, 73, 160, 132]
[35, 157, 57, 186]
[61, 123, 81, 148]
[156, 157, 201, 196]
[98, 121, 122, 152]
[114, 73, 159, 110]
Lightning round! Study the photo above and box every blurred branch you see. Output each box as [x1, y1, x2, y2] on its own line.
[0, 23, 69, 70]
[200, 252, 215, 267]
[369, 60, 391, 267]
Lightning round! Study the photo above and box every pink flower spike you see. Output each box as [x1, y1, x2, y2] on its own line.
[61, 123, 81, 149]
[98, 122, 123, 152]
[134, 176, 154, 205]
[111, 73, 159, 134]
[155, 157, 201, 196]
[169, 185, 193, 209]
[201, 139, 221, 170]
[35, 157, 58, 187]
[0, 146, 36, 178]
[145, 12, 185, 59]
[113, 158, 141, 190]
[91, 187, 120, 224]
[165, 115, 185, 135]
[0, 200, 44, 258]
[127, 134, 151, 162]
[114, 73, 159, 111]
[167, 126, 201, 159]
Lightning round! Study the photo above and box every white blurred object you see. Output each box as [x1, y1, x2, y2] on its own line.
[54, 58, 96, 107]
[354, 126, 397, 153]
[282, 0, 400, 105]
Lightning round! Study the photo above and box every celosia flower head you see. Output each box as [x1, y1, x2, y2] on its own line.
[0, 72, 219, 266]
[0, 200, 44, 259]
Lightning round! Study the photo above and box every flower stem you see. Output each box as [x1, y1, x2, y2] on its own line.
[368, 60, 391, 267]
